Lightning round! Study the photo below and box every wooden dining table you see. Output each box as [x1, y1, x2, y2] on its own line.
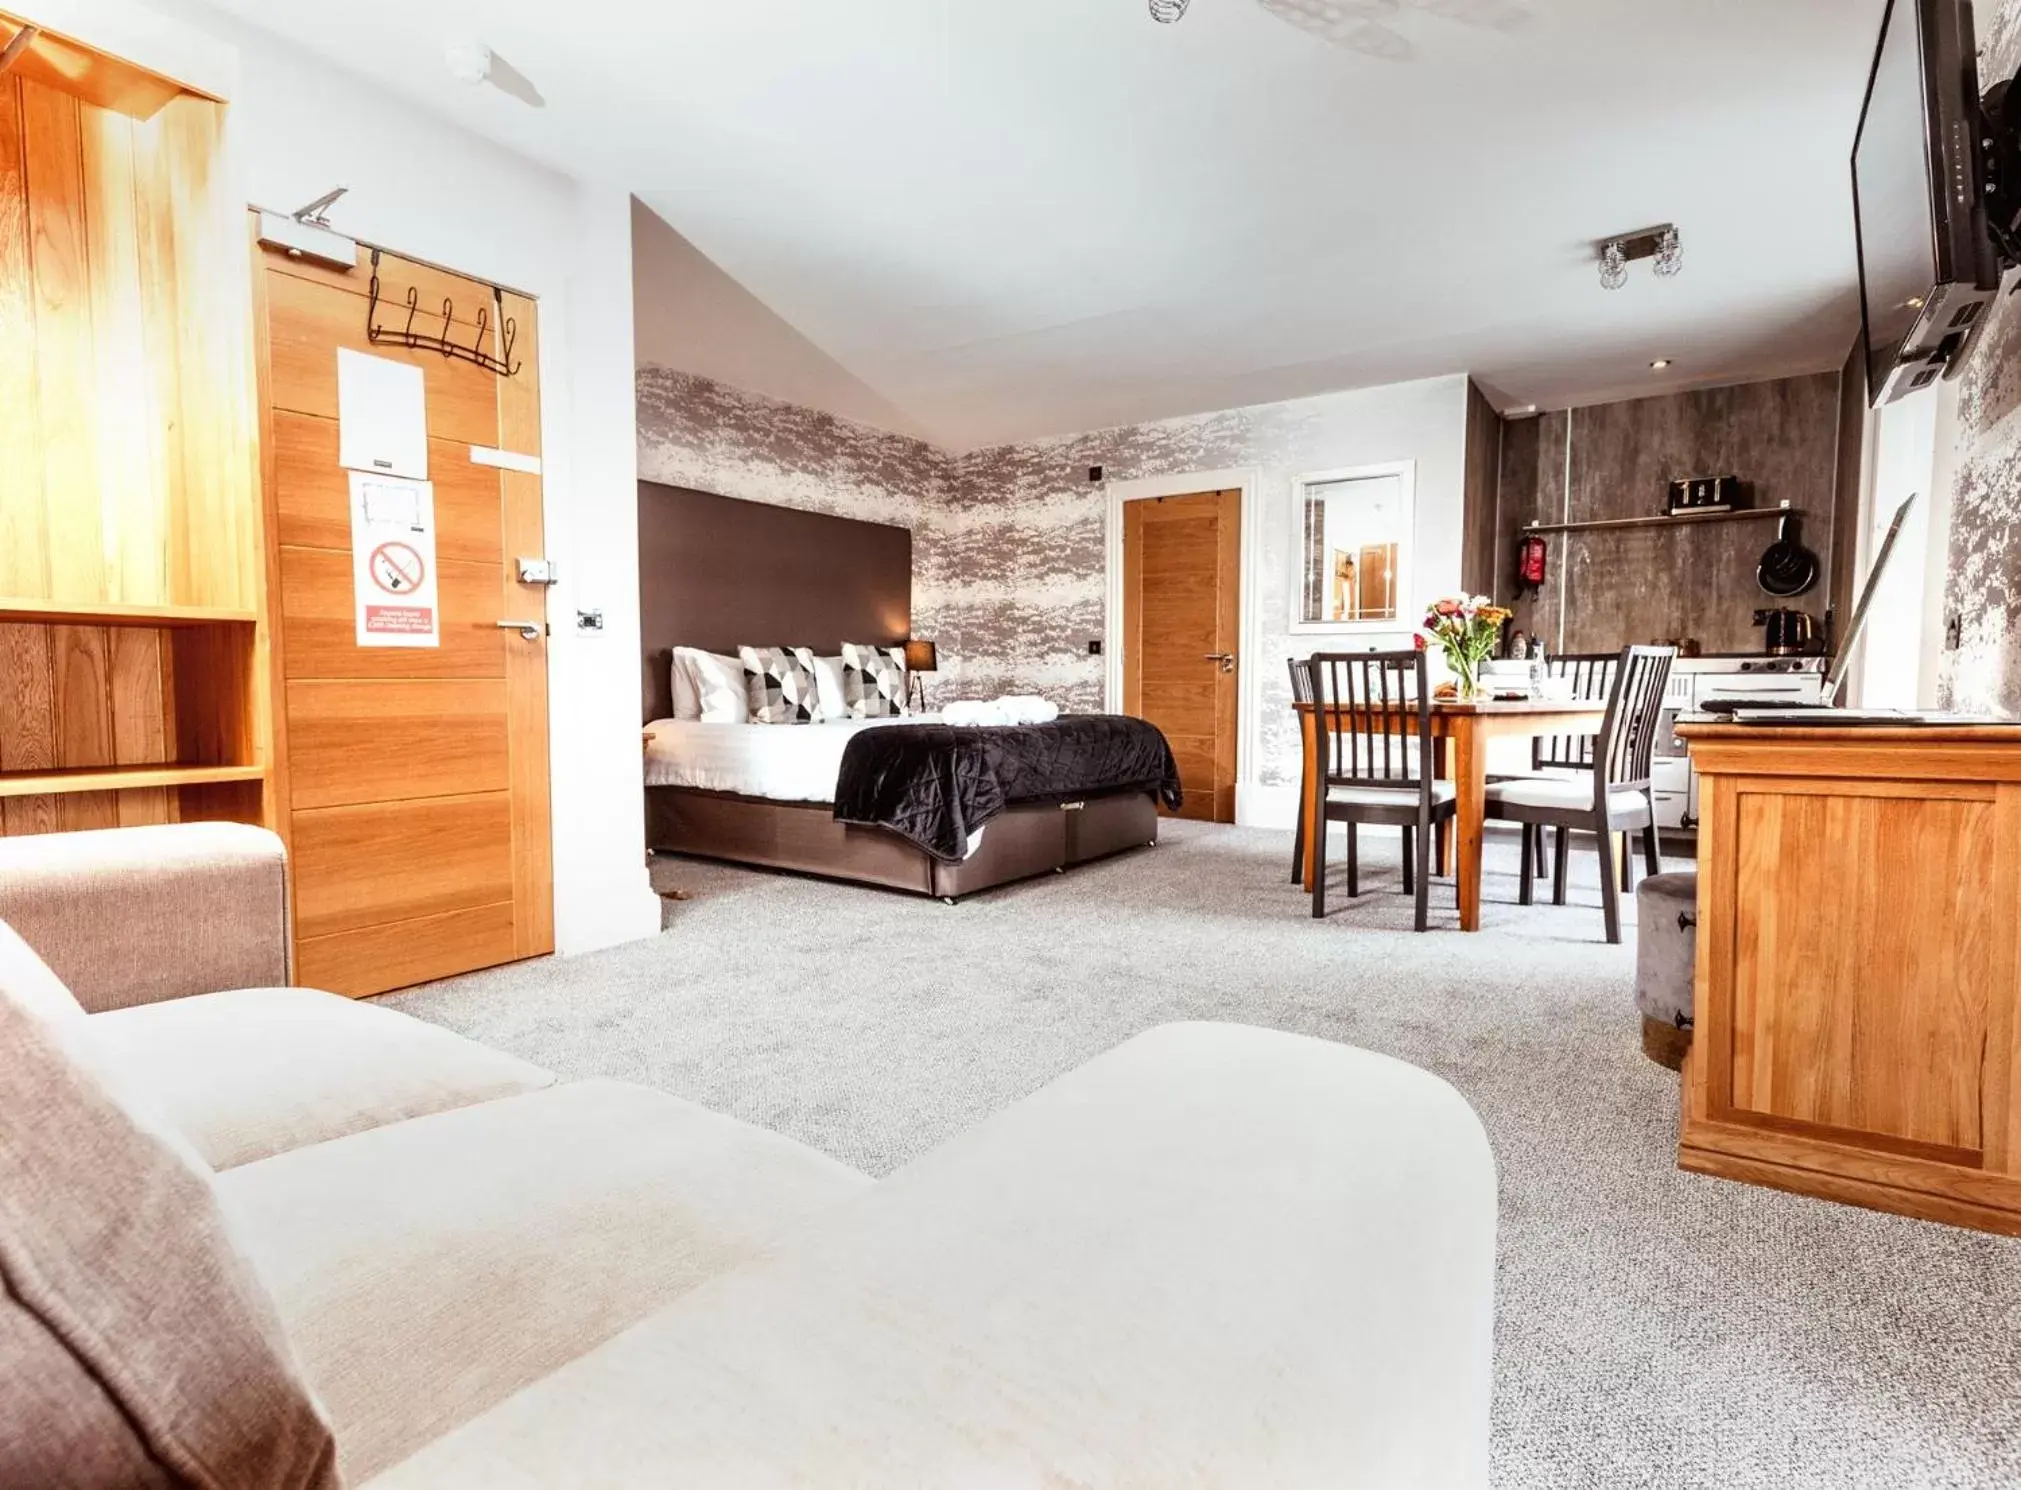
[1294, 698, 1609, 931]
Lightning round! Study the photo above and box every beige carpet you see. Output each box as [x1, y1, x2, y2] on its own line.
[391, 819, 2021, 1489]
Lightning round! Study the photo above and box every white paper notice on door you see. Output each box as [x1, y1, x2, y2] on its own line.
[337, 348, 428, 479]
[349, 472, 439, 648]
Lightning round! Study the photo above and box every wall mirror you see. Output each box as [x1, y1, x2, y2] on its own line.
[1292, 461, 1415, 633]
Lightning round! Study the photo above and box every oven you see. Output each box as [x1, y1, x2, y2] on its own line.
[1658, 658, 1826, 830]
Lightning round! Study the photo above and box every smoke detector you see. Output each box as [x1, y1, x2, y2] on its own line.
[443, 40, 546, 107]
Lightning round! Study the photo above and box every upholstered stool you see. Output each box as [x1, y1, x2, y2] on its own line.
[1634, 872, 1697, 1070]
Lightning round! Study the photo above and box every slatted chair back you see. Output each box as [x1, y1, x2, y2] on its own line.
[1287, 655, 1315, 710]
[1533, 651, 1619, 770]
[1594, 645, 1677, 796]
[1309, 650, 1435, 795]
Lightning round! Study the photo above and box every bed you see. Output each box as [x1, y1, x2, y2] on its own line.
[637, 481, 1173, 900]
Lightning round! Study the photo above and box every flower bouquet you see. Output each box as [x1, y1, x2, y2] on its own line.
[1421, 595, 1511, 700]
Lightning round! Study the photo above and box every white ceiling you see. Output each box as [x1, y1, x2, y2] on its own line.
[206, 0, 1887, 449]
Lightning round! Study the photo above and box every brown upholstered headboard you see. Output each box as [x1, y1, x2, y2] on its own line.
[637, 481, 912, 722]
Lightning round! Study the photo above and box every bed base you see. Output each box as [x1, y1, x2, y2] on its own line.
[645, 788, 1160, 900]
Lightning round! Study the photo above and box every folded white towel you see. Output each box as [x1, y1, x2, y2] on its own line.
[942, 695, 1061, 727]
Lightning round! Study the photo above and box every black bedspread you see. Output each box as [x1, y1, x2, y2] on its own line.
[833, 715, 1182, 862]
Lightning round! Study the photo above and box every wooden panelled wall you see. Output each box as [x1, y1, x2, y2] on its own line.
[0, 71, 266, 836]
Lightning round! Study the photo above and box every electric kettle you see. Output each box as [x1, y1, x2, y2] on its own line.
[1754, 608, 1818, 656]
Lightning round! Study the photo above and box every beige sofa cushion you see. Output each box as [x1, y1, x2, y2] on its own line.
[0, 937, 339, 1490]
[0, 919, 84, 1028]
[219, 1079, 872, 1484]
[366, 1023, 1498, 1490]
[90, 986, 555, 1169]
[0, 822, 289, 1012]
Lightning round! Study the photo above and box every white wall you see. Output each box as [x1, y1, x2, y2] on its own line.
[87, 1, 663, 955]
[1857, 390, 1944, 711]
[632, 201, 933, 442]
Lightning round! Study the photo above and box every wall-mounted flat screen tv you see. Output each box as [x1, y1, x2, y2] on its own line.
[1853, 0, 2003, 405]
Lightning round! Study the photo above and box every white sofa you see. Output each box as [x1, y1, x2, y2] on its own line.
[0, 824, 1498, 1487]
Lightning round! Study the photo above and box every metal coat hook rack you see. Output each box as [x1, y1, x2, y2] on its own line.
[365, 248, 520, 377]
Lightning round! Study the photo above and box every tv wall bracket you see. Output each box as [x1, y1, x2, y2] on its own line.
[1981, 78, 2021, 271]
[365, 247, 521, 378]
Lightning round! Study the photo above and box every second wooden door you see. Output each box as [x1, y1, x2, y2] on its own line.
[1122, 490, 1241, 823]
[254, 234, 553, 996]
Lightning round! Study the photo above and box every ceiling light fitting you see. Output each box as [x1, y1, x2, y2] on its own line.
[1650, 359, 1672, 370]
[1152, 1, 1532, 59]
[1597, 223, 1683, 291]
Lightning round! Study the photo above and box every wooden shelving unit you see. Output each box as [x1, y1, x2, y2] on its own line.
[0, 598, 258, 627]
[1524, 502, 1798, 537]
[0, 47, 267, 839]
[0, 12, 217, 120]
[0, 764, 264, 800]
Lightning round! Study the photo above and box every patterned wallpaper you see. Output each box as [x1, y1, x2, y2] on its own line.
[636, 366, 939, 535]
[942, 379, 1471, 788]
[638, 364, 1470, 790]
[1936, 0, 2021, 712]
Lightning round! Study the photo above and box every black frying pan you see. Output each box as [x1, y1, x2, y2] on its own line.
[1757, 513, 1819, 598]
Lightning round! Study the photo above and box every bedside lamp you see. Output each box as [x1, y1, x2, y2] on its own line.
[903, 638, 937, 712]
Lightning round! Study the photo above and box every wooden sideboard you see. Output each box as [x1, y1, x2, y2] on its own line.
[1678, 722, 2021, 1237]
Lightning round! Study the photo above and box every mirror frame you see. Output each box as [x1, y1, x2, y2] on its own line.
[1288, 459, 1417, 635]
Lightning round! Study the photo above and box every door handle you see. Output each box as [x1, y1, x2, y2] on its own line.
[496, 620, 545, 640]
[1202, 652, 1236, 674]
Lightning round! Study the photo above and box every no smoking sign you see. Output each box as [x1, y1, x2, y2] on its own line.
[369, 541, 427, 595]
[350, 473, 439, 649]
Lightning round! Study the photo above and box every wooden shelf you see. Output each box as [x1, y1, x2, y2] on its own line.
[0, 764, 264, 800]
[1525, 503, 1797, 537]
[0, 14, 213, 119]
[0, 598, 258, 627]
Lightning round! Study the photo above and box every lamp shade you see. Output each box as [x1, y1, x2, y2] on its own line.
[903, 638, 938, 673]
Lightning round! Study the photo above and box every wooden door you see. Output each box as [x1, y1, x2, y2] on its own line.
[1122, 490, 1241, 823]
[253, 235, 552, 997]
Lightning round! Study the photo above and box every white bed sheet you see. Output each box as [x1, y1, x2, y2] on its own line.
[643, 716, 937, 803]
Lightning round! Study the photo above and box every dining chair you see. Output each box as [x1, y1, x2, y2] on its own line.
[1485, 645, 1676, 943]
[1507, 651, 1621, 881]
[1309, 650, 1458, 932]
[1288, 657, 1316, 883]
[1531, 652, 1621, 774]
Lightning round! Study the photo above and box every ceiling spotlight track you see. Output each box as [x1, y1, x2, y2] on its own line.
[1149, 0, 1193, 20]
[1597, 223, 1683, 290]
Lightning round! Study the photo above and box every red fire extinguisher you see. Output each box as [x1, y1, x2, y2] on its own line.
[1517, 533, 1548, 596]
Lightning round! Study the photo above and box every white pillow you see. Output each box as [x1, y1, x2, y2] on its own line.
[791, 650, 851, 723]
[669, 653, 702, 720]
[672, 647, 748, 723]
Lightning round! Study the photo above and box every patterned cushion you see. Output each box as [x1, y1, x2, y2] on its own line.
[737, 647, 817, 725]
[839, 643, 908, 719]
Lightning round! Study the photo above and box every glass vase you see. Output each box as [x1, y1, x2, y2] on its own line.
[1445, 650, 1482, 701]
